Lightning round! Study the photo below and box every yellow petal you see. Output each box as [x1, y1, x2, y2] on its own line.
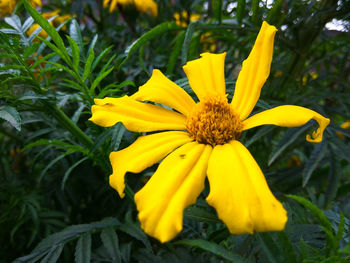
[89, 96, 187, 132]
[109, 131, 193, 198]
[242, 105, 330, 143]
[231, 21, 277, 120]
[131, 69, 196, 116]
[109, 0, 118, 12]
[135, 142, 212, 242]
[134, 0, 158, 17]
[183, 53, 226, 101]
[103, 0, 110, 8]
[206, 141, 287, 234]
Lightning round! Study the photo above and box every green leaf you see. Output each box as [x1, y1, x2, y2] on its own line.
[236, 0, 246, 25]
[302, 140, 327, 187]
[181, 21, 198, 65]
[277, 232, 297, 263]
[257, 233, 280, 263]
[117, 222, 152, 251]
[287, 195, 333, 232]
[22, 0, 69, 63]
[83, 48, 94, 82]
[0, 106, 21, 131]
[61, 157, 89, 190]
[69, 19, 84, 56]
[212, 0, 223, 24]
[175, 239, 246, 263]
[75, 233, 91, 263]
[119, 22, 179, 69]
[14, 218, 120, 262]
[67, 36, 80, 70]
[100, 228, 121, 263]
[110, 123, 126, 151]
[90, 66, 114, 95]
[184, 206, 221, 224]
[167, 31, 185, 74]
[251, 0, 260, 24]
[39, 244, 64, 263]
[266, 0, 284, 25]
[268, 124, 310, 166]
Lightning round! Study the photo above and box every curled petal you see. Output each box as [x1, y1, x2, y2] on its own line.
[110, 131, 192, 198]
[132, 69, 196, 116]
[135, 142, 212, 242]
[231, 21, 277, 120]
[89, 96, 187, 132]
[242, 105, 330, 143]
[206, 141, 287, 234]
[183, 53, 226, 101]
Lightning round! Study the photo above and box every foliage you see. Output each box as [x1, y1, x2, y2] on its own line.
[1, 0, 350, 262]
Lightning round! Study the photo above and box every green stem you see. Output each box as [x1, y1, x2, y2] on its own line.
[44, 101, 94, 149]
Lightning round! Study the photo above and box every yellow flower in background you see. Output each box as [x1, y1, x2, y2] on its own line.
[201, 32, 216, 52]
[286, 155, 302, 168]
[26, 9, 73, 39]
[0, 0, 16, 16]
[90, 21, 330, 242]
[103, 0, 158, 17]
[174, 10, 200, 27]
[336, 120, 350, 139]
[0, 0, 42, 17]
[274, 70, 283, 78]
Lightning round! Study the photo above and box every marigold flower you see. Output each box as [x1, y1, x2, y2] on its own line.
[26, 9, 73, 39]
[103, 0, 158, 17]
[174, 11, 200, 27]
[336, 120, 350, 139]
[89, 21, 330, 242]
[0, 0, 41, 17]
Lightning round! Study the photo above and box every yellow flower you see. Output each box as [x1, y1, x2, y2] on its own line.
[89, 21, 330, 242]
[174, 11, 200, 27]
[200, 32, 216, 52]
[26, 9, 72, 39]
[103, 0, 158, 17]
[0, 0, 17, 16]
[336, 120, 350, 139]
[0, 0, 42, 17]
[286, 155, 302, 168]
[274, 70, 283, 78]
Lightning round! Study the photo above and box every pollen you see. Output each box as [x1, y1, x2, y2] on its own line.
[186, 95, 243, 146]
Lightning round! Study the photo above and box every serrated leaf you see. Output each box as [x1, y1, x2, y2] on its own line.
[100, 228, 121, 263]
[302, 140, 327, 187]
[90, 66, 114, 95]
[69, 19, 84, 56]
[83, 48, 94, 81]
[0, 106, 21, 131]
[14, 218, 120, 262]
[39, 244, 64, 263]
[67, 36, 80, 70]
[117, 222, 152, 251]
[110, 123, 126, 151]
[175, 239, 246, 263]
[75, 233, 91, 263]
[22, 1, 69, 63]
[5, 15, 22, 31]
[287, 195, 333, 232]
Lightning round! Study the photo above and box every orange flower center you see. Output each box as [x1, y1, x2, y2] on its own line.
[186, 95, 243, 146]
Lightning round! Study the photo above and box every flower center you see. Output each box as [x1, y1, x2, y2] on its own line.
[186, 95, 243, 146]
